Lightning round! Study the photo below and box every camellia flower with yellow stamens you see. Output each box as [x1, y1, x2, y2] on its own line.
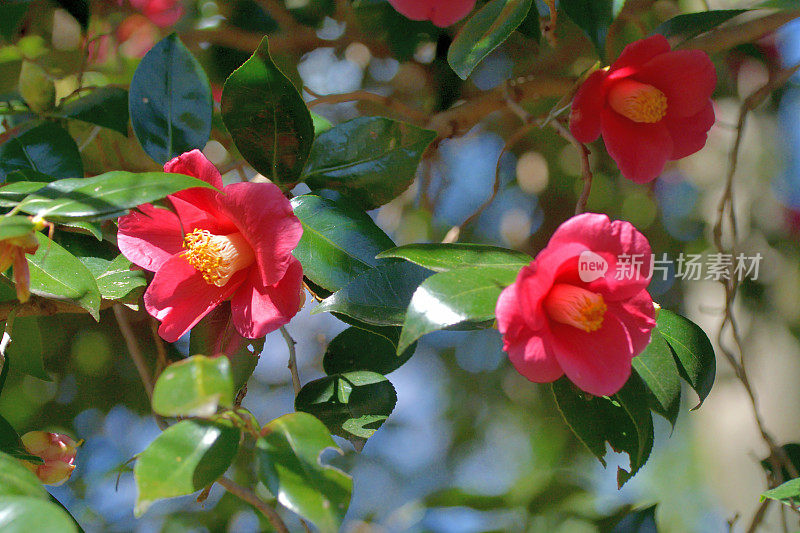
[495, 213, 656, 396]
[569, 34, 717, 183]
[117, 149, 305, 343]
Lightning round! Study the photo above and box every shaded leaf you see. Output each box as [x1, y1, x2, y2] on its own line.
[256, 413, 352, 533]
[448, 0, 533, 79]
[631, 330, 681, 428]
[0, 451, 48, 498]
[6, 316, 48, 381]
[657, 310, 715, 408]
[323, 325, 416, 375]
[60, 87, 130, 136]
[0, 216, 36, 241]
[0, 122, 83, 182]
[130, 33, 212, 164]
[222, 37, 314, 185]
[652, 10, 747, 42]
[0, 416, 41, 464]
[152, 355, 235, 418]
[295, 371, 397, 440]
[302, 117, 435, 209]
[561, 0, 614, 58]
[134, 420, 240, 516]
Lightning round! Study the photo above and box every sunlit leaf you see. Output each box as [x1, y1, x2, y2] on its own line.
[152, 355, 235, 418]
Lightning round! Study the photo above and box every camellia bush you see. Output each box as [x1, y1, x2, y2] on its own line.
[1, 0, 800, 531]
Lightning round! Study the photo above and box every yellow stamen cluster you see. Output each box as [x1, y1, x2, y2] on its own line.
[608, 79, 668, 124]
[182, 229, 255, 287]
[543, 283, 607, 333]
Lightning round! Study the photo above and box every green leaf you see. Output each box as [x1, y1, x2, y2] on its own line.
[59, 87, 130, 136]
[26, 233, 101, 319]
[291, 194, 396, 293]
[631, 330, 681, 428]
[561, 0, 614, 59]
[302, 117, 436, 209]
[552, 374, 654, 488]
[0, 416, 41, 464]
[761, 478, 800, 505]
[134, 419, 240, 516]
[295, 371, 397, 440]
[378, 243, 531, 272]
[0, 122, 83, 182]
[314, 262, 432, 326]
[0, 451, 48, 498]
[0, 497, 78, 533]
[0, 216, 36, 241]
[657, 309, 715, 409]
[6, 317, 48, 381]
[129, 33, 212, 165]
[79, 254, 146, 302]
[256, 413, 352, 533]
[447, 0, 533, 80]
[152, 355, 235, 418]
[16, 171, 213, 221]
[222, 37, 314, 185]
[652, 10, 748, 42]
[311, 112, 333, 135]
[323, 326, 416, 375]
[516, 0, 541, 41]
[398, 266, 518, 353]
[600, 504, 658, 533]
[0, 2, 28, 41]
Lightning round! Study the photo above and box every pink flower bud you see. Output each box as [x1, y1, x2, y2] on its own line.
[20, 431, 79, 486]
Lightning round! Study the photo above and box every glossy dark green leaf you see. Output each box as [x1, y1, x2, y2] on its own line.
[0, 122, 83, 182]
[516, 0, 541, 41]
[657, 309, 715, 409]
[652, 10, 747, 42]
[60, 87, 130, 136]
[631, 330, 681, 428]
[302, 117, 436, 209]
[134, 419, 240, 516]
[761, 478, 800, 505]
[26, 232, 101, 319]
[291, 194, 396, 293]
[129, 33, 212, 165]
[0, 217, 36, 241]
[314, 262, 433, 326]
[222, 37, 314, 185]
[448, 0, 532, 79]
[0, 451, 48, 498]
[152, 355, 235, 418]
[378, 243, 531, 272]
[561, 0, 614, 59]
[295, 371, 397, 440]
[601, 504, 658, 533]
[552, 374, 654, 488]
[6, 317, 47, 381]
[79, 254, 146, 302]
[0, 497, 79, 533]
[189, 303, 264, 391]
[0, 416, 41, 464]
[323, 326, 416, 375]
[398, 266, 518, 353]
[16, 171, 213, 221]
[256, 413, 352, 533]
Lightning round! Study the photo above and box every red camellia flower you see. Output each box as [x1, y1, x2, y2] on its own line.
[129, 0, 184, 27]
[118, 150, 305, 343]
[495, 213, 656, 396]
[388, 0, 476, 27]
[21, 431, 79, 486]
[569, 34, 717, 183]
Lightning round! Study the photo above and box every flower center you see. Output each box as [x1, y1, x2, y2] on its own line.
[543, 283, 607, 333]
[182, 229, 255, 287]
[608, 79, 668, 123]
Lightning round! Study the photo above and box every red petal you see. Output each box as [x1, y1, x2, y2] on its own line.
[216, 182, 302, 286]
[608, 289, 656, 357]
[635, 49, 717, 118]
[164, 149, 223, 189]
[231, 258, 304, 338]
[609, 34, 671, 78]
[388, 0, 475, 26]
[601, 106, 673, 183]
[144, 254, 244, 343]
[549, 313, 633, 396]
[665, 101, 715, 160]
[506, 333, 564, 384]
[570, 70, 608, 143]
[117, 203, 184, 272]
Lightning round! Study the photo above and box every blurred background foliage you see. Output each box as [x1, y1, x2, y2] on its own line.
[2, 0, 800, 531]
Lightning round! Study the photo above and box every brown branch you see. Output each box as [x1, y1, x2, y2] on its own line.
[548, 119, 593, 215]
[305, 88, 430, 124]
[280, 326, 302, 395]
[683, 10, 800, 55]
[254, 0, 301, 33]
[0, 295, 114, 321]
[113, 305, 154, 400]
[218, 477, 290, 533]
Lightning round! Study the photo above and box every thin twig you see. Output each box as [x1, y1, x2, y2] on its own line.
[254, 0, 302, 33]
[149, 318, 169, 379]
[280, 326, 302, 395]
[548, 119, 593, 215]
[218, 477, 290, 533]
[305, 87, 429, 124]
[113, 305, 154, 399]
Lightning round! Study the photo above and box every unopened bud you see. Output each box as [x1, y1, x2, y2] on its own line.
[20, 431, 79, 486]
